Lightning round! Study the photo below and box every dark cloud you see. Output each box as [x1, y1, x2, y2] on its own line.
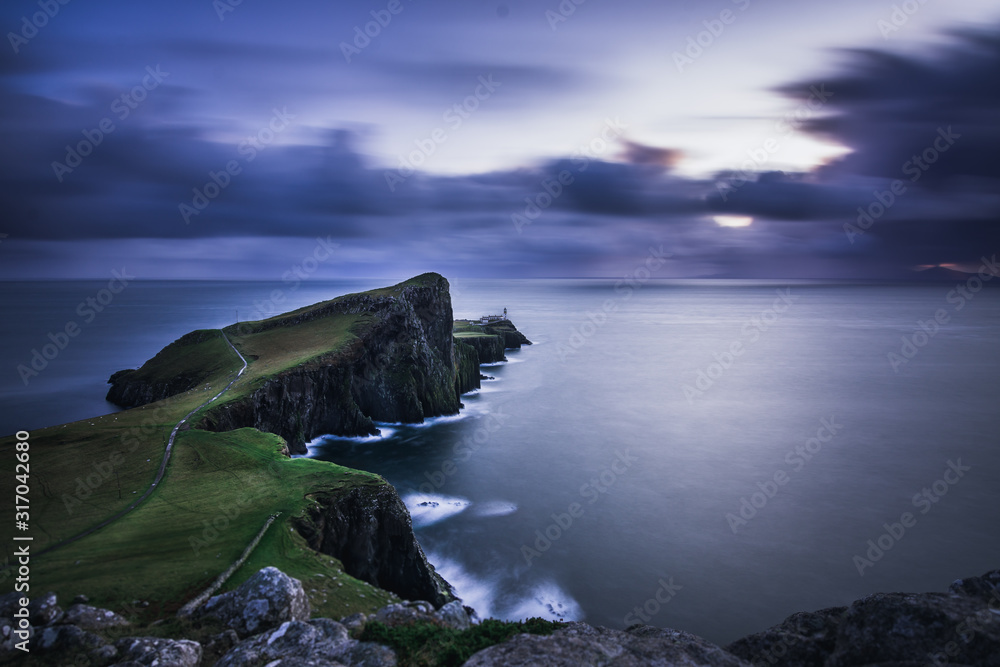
[784, 29, 1000, 186]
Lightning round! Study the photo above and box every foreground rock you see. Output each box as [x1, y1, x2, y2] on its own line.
[112, 636, 202, 666]
[725, 568, 1000, 666]
[217, 618, 395, 667]
[198, 566, 311, 637]
[5, 567, 998, 666]
[465, 622, 748, 666]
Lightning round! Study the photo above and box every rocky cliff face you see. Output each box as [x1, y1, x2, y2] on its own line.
[109, 274, 467, 455]
[458, 335, 507, 365]
[293, 483, 455, 608]
[453, 341, 482, 396]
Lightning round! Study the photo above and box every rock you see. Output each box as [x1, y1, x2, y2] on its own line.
[464, 621, 749, 666]
[61, 603, 131, 631]
[29, 623, 117, 663]
[113, 636, 202, 667]
[950, 569, 1000, 605]
[73, 594, 91, 604]
[216, 618, 387, 667]
[370, 599, 468, 630]
[374, 602, 434, 627]
[436, 600, 472, 630]
[28, 591, 63, 626]
[31, 625, 107, 653]
[725, 606, 847, 666]
[203, 628, 241, 664]
[199, 566, 311, 637]
[340, 641, 397, 666]
[828, 591, 1000, 667]
[725, 572, 1000, 667]
[341, 612, 368, 637]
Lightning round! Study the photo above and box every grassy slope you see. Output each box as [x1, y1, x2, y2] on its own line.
[452, 321, 498, 340]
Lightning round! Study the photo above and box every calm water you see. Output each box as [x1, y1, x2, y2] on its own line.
[4, 279, 999, 644]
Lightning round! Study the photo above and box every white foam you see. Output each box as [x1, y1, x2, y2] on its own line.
[426, 555, 496, 620]
[403, 493, 471, 527]
[479, 361, 507, 368]
[473, 501, 518, 518]
[504, 581, 583, 623]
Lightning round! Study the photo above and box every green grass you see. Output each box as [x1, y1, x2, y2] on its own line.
[2, 422, 395, 623]
[112, 329, 235, 391]
[360, 618, 565, 667]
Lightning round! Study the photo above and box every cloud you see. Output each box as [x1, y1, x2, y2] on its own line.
[2, 16, 1000, 279]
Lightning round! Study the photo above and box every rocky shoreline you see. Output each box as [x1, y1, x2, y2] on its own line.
[5, 566, 997, 665]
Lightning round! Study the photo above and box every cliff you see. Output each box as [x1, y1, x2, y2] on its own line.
[108, 273, 466, 454]
[107, 274, 533, 456]
[293, 484, 455, 608]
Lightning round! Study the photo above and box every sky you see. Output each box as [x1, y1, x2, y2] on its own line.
[1, 0, 999, 280]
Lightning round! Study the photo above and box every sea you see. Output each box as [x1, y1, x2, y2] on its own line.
[2, 278, 998, 645]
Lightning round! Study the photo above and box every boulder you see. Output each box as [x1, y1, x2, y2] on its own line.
[341, 612, 368, 637]
[199, 566, 311, 637]
[217, 618, 395, 667]
[828, 591, 1000, 667]
[464, 621, 749, 666]
[29, 623, 117, 664]
[725, 572, 1000, 667]
[113, 636, 202, 667]
[725, 606, 847, 666]
[950, 569, 1000, 604]
[62, 603, 131, 631]
[28, 591, 63, 626]
[436, 600, 472, 630]
[371, 599, 470, 630]
[203, 628, 241, 665]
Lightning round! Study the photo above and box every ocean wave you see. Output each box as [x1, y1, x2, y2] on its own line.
[403, 492, 471, 527]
